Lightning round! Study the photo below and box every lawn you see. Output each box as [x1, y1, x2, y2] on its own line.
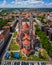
[13, 32, 17, 38]
[4, 50, 48, 61]
[9, 40, 20, 51]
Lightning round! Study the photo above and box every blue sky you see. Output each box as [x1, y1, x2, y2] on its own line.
[0, 0, 52, 8]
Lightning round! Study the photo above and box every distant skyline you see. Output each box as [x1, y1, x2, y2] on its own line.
[0, 0, 52, 8]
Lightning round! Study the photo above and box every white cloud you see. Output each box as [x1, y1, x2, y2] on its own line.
[0, 0, 52, 8]
[11, 1, 15, 4]
[1, 0, 6, 6]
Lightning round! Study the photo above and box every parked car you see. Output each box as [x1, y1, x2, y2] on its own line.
[14, 62, 20, 65]
[30, 62, 34, 65]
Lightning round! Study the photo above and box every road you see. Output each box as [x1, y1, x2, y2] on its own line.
[0, 34, 12, 64]
[0, 19, 19, 65]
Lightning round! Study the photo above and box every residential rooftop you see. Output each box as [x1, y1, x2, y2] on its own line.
[2, 26, 10, 29]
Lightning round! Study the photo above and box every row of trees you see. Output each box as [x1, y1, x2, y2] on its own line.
[35, 25, 52, 58]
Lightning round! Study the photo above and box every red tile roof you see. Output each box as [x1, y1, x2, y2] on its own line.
[22, 23, 29, 30]
[2, 26, 10, 29]
[32, 30, 35, 35]
[0, 34, 4, 40]
[7, 22, 12, 25]
[18, 31, 20, 36]
[22, 39, 30, 45]
[22, 48, 29, 55]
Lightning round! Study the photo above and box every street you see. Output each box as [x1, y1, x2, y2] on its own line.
[0, 19, 19, 65]
[0, 34, 12, 64]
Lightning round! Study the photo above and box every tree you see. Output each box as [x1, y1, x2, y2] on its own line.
[11, 52, 14, 57]
[39, 51, 42, 58]
[35, 25, 52, 58]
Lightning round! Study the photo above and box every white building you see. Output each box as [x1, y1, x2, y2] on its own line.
[47, 13, 52, 21]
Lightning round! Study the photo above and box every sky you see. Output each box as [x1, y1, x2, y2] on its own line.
[0, 0, 52, 8]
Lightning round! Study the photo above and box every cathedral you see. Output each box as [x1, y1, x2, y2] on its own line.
[16, 17, 35, 56]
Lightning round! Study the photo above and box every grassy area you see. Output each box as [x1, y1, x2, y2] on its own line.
[19, 51, 25, 57]
[27, 56, 43, 61]
[5, 55, 44, 61]
[9, 40, 20, 51]
[4, 50, 48, 61]
[13, 32, 17, 38]
[39, 49, 49, 60]
[35, 25, 52, 58]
